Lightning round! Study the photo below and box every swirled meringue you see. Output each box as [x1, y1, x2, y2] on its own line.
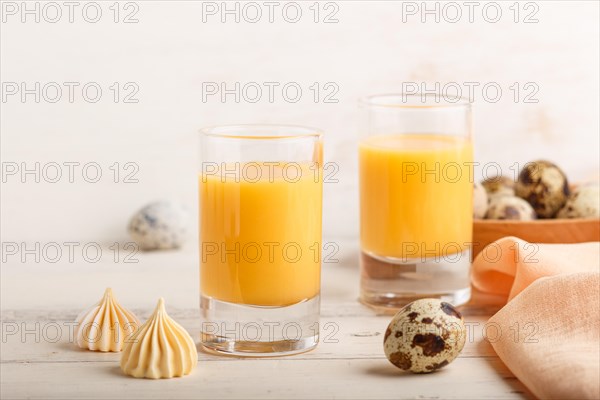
[120, 298, 197, 379]
[75, 288, 140, 352]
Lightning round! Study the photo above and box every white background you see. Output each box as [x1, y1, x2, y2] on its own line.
[1, 1, 599, 308]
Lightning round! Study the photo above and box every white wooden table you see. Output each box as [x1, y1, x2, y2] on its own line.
[0, 241, 533, 399]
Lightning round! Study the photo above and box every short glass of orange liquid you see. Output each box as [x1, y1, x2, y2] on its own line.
[359, 94, 473, 311]
[199, 125, 323, 356]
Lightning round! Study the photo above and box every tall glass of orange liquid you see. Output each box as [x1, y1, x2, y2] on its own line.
[359, 94, 473, 311]
[199, 125, 323, 356]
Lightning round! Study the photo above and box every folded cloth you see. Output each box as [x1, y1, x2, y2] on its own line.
[472, 237, 600, 400]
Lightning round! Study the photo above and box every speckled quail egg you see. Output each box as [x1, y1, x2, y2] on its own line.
[515, 160, 569, 218]
[128, 201, 190, 250]
[481, 176, 515, 198]
[557, 185, 600, 219]
[473, 182, 488, 219]
[384, 299, 466, 374]
[485, 196, 536, 220]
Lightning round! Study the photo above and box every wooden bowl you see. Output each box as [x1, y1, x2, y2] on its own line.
[472, 219, 600, 257]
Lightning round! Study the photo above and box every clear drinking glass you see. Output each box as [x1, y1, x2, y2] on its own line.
[359, 94, 473, 311]
[199, 124, 323, 356]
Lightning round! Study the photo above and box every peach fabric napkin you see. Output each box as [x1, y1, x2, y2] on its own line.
[472, 237, 600, 400]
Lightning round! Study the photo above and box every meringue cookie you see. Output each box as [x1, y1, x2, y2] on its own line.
[120, 298, 197, 379]
[75, 288, 140, 352]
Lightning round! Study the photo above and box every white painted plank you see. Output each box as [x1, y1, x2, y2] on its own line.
[1, 308, 500, 364]
[1, 241, 521, 399]
[1, 357, 532, 400]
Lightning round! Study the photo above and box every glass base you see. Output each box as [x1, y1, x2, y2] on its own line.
[200, 294, 319, 357]
[360, 249, 471, 314]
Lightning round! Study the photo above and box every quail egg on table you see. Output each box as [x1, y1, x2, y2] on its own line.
[128, 201, 190, 250]
[486, 196, 536, 220]
[384, 299, 466, 374]
[473, 182, 488, 219]
[515, 160, 570, 218]
[481, 175, 515, 198]
[557, 185, 600, 219]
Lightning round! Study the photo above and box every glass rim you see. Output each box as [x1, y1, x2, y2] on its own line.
[199, 124, 323, 140]
[359, 93, 471, 109]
